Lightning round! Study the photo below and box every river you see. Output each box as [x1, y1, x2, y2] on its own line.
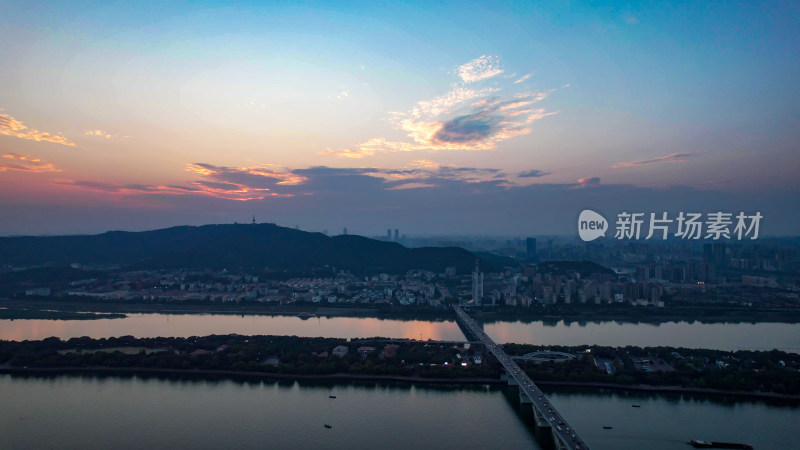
[1, 375, 795, 449]
[1, 314, 799, 351]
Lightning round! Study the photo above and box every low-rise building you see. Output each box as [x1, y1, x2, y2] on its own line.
[332, 345, 349, 358]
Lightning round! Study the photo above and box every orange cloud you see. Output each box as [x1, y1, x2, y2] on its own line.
[53, 178, 292, 202]
[0, 153, 61, 173]
[52, 163, 307, 202]
[0, 111, 75, 147]
[577, 176, 600, 186]
[410, 160, 440, 169]
[185, 163, 307, 185]
[51, 156, 534, 203]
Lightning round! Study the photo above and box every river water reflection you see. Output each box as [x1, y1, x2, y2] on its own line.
[1, 314, 798, 351]
[1, 375, 796, 450]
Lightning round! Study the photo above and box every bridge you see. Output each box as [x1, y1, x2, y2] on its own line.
[454, 306, 590, 450]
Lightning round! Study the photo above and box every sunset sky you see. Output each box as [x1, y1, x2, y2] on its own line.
[1, 1, 798, 236]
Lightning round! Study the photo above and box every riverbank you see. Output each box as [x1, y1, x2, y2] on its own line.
[2, 365, 798, 403]
[0, 308, 126, 320]
[4, 297, 799, 324]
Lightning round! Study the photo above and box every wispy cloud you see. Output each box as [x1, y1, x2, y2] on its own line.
[322, 57, 557, 159]
[457, 55, 504, 83]
[613, 152, 692, 168]
[0, 111, 75, 147]
[55, 158, 528, 202]
[577, 176, 601, 186]
[85, 129, 129, 140]
[410, 159, 440, 169]
[401, 86, 499, 121]
[386, 182, 436, 190]
[319, 147, 376, 159]
[53, 163, 308, 201]
[185, 163, 307, 186]
[54, 178, 291, 202]
[514, 73, 533, 84]
[0, 153, 61, 173]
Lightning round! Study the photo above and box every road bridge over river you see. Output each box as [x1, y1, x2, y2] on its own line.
[454, 306, 590, 450]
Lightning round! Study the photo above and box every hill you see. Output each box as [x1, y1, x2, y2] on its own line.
[473, 251, 520, 269]
[0, 224, 491, 274]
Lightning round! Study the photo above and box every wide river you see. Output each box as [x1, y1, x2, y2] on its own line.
[1, 375, 796, 450]
[1, 313, 799, 351]
[2, 314, 797, 449]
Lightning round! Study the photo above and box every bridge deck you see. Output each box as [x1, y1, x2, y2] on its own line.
[454, 306, 590, 450]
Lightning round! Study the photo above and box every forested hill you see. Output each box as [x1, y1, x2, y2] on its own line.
[0, 223, 492, 274]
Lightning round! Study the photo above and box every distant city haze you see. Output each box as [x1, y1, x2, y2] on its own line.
[1, 2, 798, 236]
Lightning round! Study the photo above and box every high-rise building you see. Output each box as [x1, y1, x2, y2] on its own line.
[394, 229, 399, 242]
[654, 265, 664, 281]
[635, 265, 650, 282]
[387, 229, 392, 241]
[698, 263, 715, 282]
[343, 227, 348, 235]
[713, 242, 727, 266]
[526, 237, 537, 259]
[625, 283, 644, 301]
[703, 243, 713, 262]
[471, 260, 484, 306]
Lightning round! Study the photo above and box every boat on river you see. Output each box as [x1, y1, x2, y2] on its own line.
[688, 440, 753, 449]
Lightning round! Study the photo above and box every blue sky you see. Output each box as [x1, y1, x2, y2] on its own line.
[0, 1, 798, 235]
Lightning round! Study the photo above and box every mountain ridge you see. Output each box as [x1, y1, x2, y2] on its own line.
[0, 223, 492, 274]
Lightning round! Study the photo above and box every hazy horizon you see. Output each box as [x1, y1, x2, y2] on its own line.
[3, 220, 800, 241]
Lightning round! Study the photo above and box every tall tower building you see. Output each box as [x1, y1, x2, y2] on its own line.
[387, 229, 392, 241]
[343, 227, 348, 235]
[712, 242, 727, 266]
[526, 237, 537, 259]
[472, 260, 484, 306]
[394, 229, 399, 242]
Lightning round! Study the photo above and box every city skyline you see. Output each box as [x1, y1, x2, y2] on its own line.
[1, 1, 799, 236]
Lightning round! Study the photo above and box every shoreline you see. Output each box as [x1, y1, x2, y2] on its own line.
[2, 366, 798, 403]
[3, 298, 800, 324]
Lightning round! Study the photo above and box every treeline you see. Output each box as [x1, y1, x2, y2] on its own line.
[0, 334, 497, 379]
[0, 309, 125, 320]
[503, 343, 800, 396]
[2, 336, 798, 395]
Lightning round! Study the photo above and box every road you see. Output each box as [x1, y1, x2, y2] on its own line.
[454, 306, 591, 450]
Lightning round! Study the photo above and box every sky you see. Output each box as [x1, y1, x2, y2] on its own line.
[1, 0, 798, 236]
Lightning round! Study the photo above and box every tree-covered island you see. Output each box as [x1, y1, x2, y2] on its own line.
[2, 334, 798, 399]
